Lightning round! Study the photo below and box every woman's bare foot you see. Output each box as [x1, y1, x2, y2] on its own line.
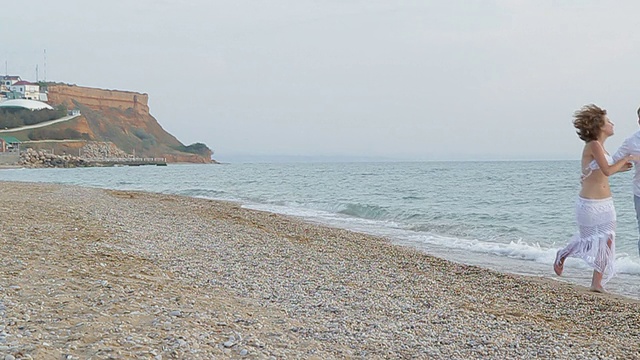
[590, 285, 606, 293]
[554, 250, 564, 276]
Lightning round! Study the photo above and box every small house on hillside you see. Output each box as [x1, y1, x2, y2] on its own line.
[1, 75, 21, 89]
[9, 81, 40, 100]
[0, 136, 20, 152]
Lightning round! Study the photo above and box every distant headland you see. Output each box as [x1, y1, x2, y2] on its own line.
[0, 75, 216, 167]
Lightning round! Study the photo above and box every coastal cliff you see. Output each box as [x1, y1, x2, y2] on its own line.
[27, 84, 213, 163]
[47, 85, 151, 114]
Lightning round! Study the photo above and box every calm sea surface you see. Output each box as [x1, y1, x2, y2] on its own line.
[2, 161, 640, 298]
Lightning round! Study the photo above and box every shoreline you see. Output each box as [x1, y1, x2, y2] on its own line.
[1, 182, 639, 358]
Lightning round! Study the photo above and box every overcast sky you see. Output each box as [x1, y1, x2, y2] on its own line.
[3, 1, 640, 161]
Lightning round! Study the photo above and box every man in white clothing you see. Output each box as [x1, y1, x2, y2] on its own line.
[613, 107, 640, 255]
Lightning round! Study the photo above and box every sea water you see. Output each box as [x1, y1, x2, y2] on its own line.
[2, 160, 639, 299]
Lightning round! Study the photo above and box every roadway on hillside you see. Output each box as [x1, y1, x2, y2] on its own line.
[0, 114, 81, 134]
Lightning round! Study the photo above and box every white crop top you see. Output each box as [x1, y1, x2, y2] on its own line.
[587, 153, 614, 170]
[581, 154, 614, 183]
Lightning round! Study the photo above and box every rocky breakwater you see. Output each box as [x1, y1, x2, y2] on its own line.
[81, 141, 132, 159]
[19, 148, 89, 168]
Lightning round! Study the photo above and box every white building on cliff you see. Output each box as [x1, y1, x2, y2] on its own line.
[0, 76, 48, 102]
[9, 80, 40, 100]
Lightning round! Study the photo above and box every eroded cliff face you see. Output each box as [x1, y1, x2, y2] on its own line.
[44, 84, 212, 163]
[47, 85, 150, 114]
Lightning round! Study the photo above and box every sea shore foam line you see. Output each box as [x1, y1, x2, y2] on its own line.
[240, 201, 640, 277]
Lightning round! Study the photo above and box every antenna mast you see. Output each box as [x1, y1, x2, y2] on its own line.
[43, 49, 47, 82]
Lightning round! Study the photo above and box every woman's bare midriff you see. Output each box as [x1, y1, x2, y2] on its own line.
[579, 171, 612, 199]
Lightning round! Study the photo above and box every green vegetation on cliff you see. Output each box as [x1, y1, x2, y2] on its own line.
[0, 105, 67, 129]
[28, 128, 90, 141]
[174, 143, 212, 157]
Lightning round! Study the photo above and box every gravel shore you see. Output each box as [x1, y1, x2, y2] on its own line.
[0, 182, 639, 359]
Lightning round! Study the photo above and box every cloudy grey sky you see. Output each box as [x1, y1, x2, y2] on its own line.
[3, 1, 640, 161]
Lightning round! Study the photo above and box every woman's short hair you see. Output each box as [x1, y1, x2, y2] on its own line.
[573, 104, 606, 142]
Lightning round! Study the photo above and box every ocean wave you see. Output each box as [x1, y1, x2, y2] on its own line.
[176, 188, 226, 198]
[337, 203, 390, 220]
[616, 255, 640, 275]
[402, 195, 424, 200]
[399, 232, 640, 275]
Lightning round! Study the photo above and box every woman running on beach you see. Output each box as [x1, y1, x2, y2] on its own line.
[554, 104, 636, 292]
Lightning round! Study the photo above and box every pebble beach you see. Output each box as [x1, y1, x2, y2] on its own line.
[0, 182, 639, 359]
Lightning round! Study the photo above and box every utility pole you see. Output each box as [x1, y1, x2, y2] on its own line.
[43, 49, 47, 82]
[36, 65, 39, 82]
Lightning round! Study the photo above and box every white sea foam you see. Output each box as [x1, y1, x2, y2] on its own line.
[244, 202, 640, 277]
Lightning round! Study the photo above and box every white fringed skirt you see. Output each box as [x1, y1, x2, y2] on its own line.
[558, 197, 616, 284]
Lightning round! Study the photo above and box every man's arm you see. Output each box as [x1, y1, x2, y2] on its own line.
[613, 137, 633, 161]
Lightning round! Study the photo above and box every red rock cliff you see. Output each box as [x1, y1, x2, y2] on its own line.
[44, 84, 213, 163]
[47, 85, 151, 114]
